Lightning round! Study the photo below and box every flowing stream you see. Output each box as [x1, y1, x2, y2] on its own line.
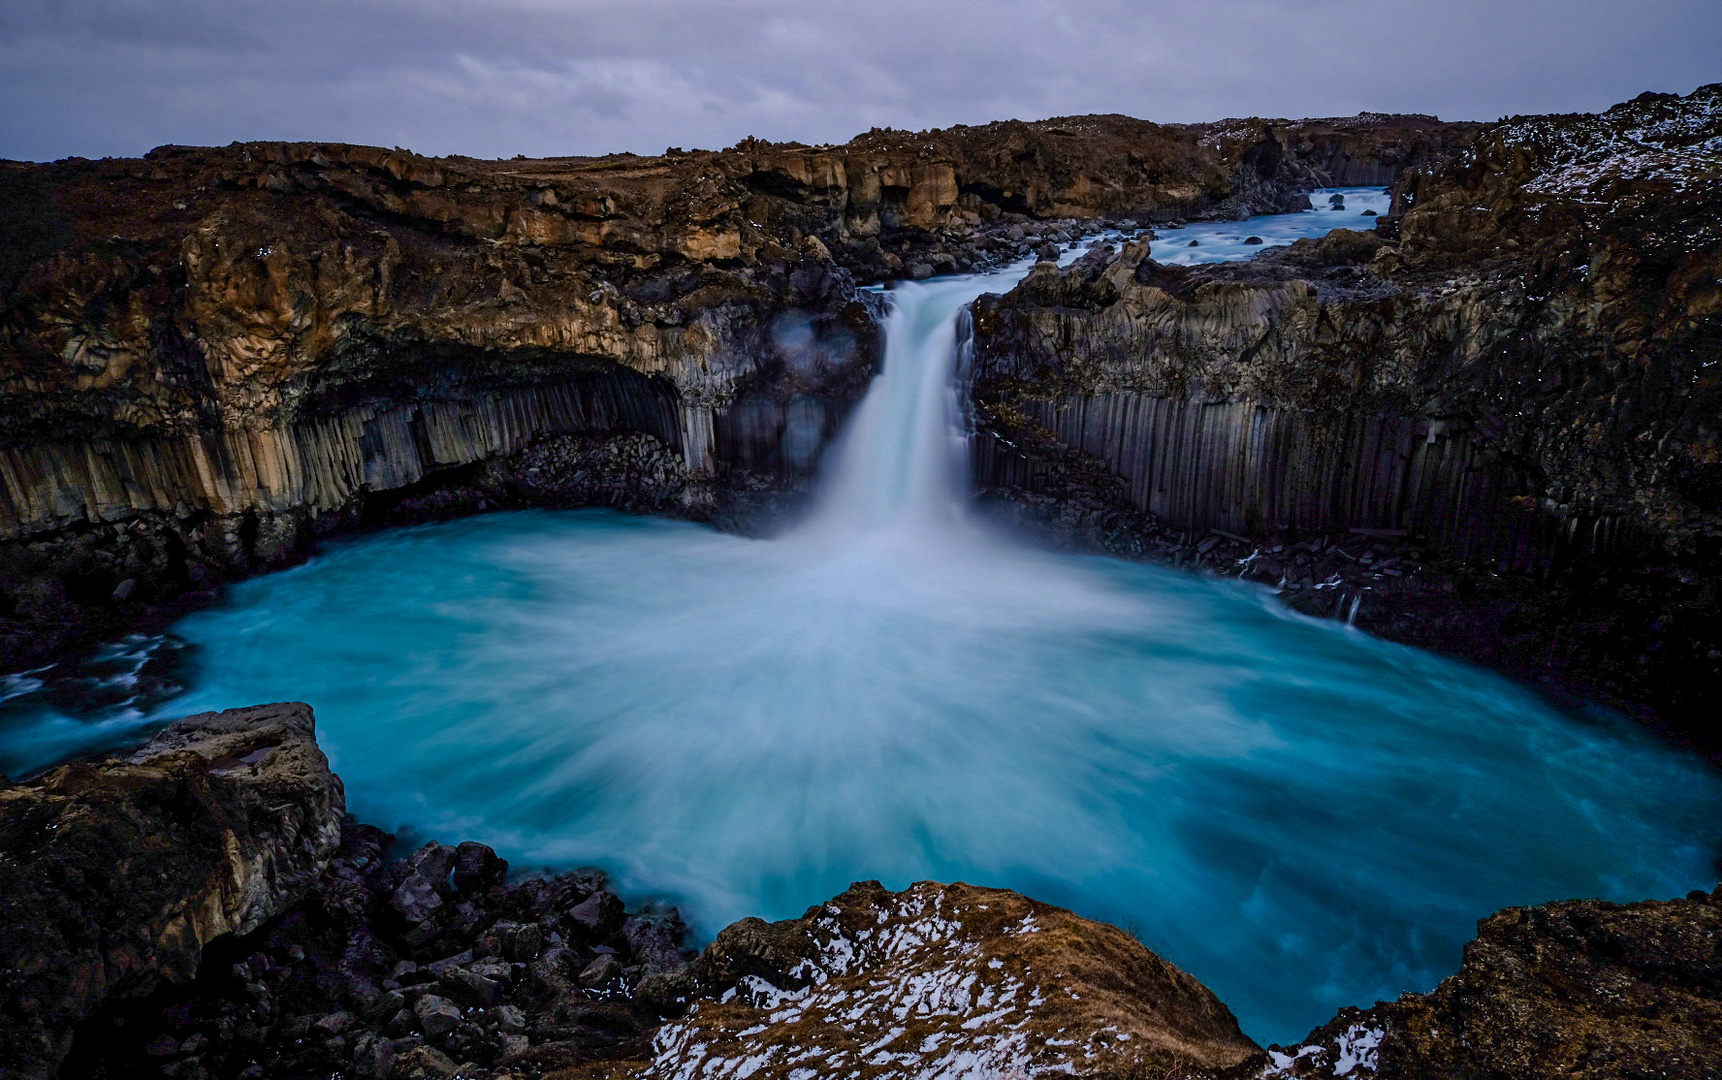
[3, 190, 1718, 1045]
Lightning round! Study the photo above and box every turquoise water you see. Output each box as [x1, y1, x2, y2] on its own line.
[2, 191, 1717, 1046]
[144, 509, 1720, 1045]
[1149, 185, 1390, 263]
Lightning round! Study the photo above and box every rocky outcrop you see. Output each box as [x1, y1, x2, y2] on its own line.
[63, 824, 699, 1080]
[971, 85, 1722, 746]
[0, 702, 343, 1079]
[601, 880, 1260, 1080]
[1247, 887, 1722, 1080]
[1193, 113, 1483, 190]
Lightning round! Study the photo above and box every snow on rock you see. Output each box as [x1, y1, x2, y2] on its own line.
[602, 880, 1260, 1080]
[1490, 84, 1722, 197]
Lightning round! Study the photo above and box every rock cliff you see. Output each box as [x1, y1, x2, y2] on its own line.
[0, 111, 1472, 675]
[1246, 887, 1722, 1080]
[971, 85, 1722, 746]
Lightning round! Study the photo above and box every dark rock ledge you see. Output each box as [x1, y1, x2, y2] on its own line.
[2, 704, 1718, 1080]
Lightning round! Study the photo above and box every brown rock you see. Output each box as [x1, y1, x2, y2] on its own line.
[1252, 888, 1722, 1080]
[597, 880, 1258, 1079]
[0, 702, 344, 1079]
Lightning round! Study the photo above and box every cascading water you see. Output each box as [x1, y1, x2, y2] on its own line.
[801, 275, 1000, 540]
[2, 191, 1718, 1045]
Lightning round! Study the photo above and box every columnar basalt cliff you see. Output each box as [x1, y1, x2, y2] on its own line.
[0, 111, 1474, 673]
[971, 86, 1722, 743]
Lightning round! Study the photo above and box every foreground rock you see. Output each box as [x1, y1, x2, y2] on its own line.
[0, 702, 343, 1079]
[64, 821, 697, 1080]
[1247, 887, 1722, 1079]
[3, 704, 1718, 1079]
[583, 880, 1260, 1080]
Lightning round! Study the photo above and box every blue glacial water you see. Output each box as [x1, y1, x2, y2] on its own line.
[1149, 185, 1391, 263]
[2, 191, 1716, 1047]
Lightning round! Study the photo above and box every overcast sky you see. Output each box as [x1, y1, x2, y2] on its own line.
[3, 0, 1718, 162]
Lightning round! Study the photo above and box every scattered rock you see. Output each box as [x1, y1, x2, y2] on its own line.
[1244, 235, 1264, 244]
[413, 994, 462, 1037]
[393, 1044, 460, 1080]
[579, 954, 625, 988]
[568, 890, 625, 938]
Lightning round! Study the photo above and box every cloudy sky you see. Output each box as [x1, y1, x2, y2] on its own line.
[3, 0, 1718, 162]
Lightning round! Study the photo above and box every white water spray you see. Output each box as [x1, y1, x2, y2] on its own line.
[803, 275, 1014, 542]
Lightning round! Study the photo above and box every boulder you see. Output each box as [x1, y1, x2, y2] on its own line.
[0, 703, 344, 1079]
[567, 890, 626, 938]
[412, 994, 462, 1037]
[624, 880, 1259, 1079]
[451, 841, 507, 893]
[393, 1044, 459, 1079]
[579, 954, 625, 989]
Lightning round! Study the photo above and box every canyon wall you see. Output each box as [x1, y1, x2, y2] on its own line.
[0, 112, 1472, 670]
[971, 86, 1722, 739]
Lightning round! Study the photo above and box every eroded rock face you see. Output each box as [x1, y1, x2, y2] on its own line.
[0, 110, 1474, 674]
[0, 702, 343, 1079]
[599, 880, 1260, 1080]
[1249, 887, 1722, 1080]
[971, 84, 1722, 747]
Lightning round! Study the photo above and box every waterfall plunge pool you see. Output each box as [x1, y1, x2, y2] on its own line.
[2, 189, 1718, 1046]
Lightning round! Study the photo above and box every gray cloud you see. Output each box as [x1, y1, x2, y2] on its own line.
[2, 0, 1718, 161]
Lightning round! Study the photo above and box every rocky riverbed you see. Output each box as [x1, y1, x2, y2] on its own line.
[1, 704, 1717, 1080]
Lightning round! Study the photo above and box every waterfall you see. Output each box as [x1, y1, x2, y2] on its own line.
[801, 272, 1030, 541]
